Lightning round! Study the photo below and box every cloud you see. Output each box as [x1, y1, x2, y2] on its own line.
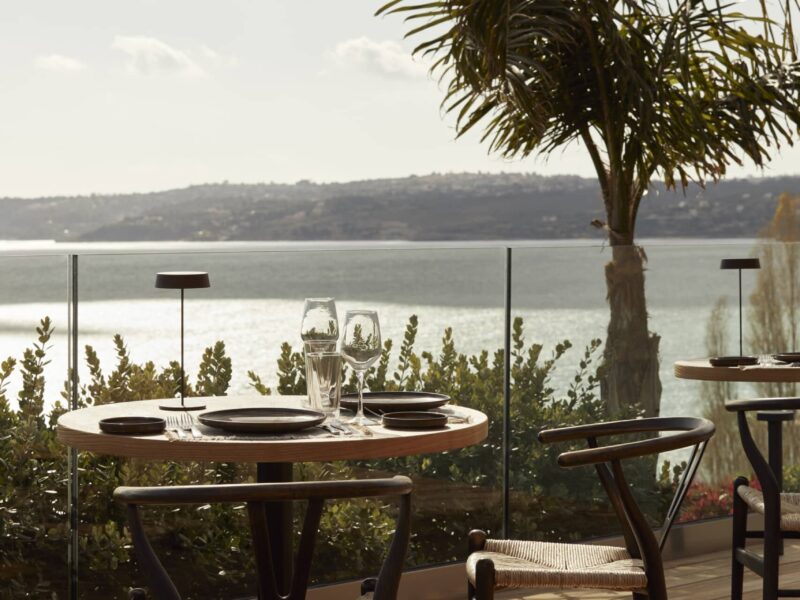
[200, 45, 238, 68]
[112, 35, 204, 77]
[330, 37, 426, 80]
[35, 54, 86, 73]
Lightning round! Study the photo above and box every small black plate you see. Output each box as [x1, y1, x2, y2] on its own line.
[99, 416, 165, 435]
[382, 411, 448, 429]
[198, 407, 325, 433]
[774, 352, 800, 364]
[341, 391, 449, 414]
[709, 356, 758, 367]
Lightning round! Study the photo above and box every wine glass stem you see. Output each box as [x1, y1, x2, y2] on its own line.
[356, 370, 366, 420]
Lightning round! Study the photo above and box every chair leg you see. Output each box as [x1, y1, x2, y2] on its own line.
[467, 580, 477, 600]
[472, 558, 495, 600]
[732, 476, 748, 600]
[764, 521, 780, 600]
[467, 530, 488, 600]
[762, 481, 780, 600]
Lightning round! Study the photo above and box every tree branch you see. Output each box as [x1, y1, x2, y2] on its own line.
[580, 127, 610, 201]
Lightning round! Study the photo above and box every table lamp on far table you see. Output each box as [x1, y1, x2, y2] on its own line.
[720, 258, 760, 357]
[155, 271, 210, 411]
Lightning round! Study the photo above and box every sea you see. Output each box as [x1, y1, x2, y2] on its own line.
[0, 238, 769, 419]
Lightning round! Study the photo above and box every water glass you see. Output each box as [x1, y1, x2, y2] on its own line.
[758, 354, 777, 367]
[301, 298, 339, 409]
[308, 351, 342, 421]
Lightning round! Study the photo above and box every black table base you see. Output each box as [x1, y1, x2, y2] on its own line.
[257, 462, 293, 597]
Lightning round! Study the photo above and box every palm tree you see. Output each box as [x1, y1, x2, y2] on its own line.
[378, 0, 800, 416]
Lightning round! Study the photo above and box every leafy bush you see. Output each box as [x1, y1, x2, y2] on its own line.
[2, 315, 687, 598]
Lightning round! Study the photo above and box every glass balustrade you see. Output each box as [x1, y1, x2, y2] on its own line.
[0, 240, 791, 598]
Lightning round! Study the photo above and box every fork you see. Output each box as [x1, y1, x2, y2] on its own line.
[165, 415, 186, 439]
[177, 412, 199, 438]
[328, 421, 354, 436]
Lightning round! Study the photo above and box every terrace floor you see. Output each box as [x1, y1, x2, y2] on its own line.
[498, 542, 800, 600]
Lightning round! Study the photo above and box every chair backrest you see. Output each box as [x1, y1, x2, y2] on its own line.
[538, 416, 715, 595]
[114, 476, 413, 600]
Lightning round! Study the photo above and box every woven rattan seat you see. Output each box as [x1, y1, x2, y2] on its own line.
[466, 539, 647, 591]
[737, 485, 800, 531]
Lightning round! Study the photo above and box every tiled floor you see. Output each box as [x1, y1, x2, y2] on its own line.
[498, 542, 800, 599]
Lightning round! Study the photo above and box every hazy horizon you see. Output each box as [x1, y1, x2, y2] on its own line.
[5, 169, 800, 201]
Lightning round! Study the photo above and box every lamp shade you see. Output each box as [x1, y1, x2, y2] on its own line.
[155, 271, 210, 289]
[720, 258, 761, 270]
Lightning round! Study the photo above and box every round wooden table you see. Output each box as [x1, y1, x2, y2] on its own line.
[57, 394, 488, 594]
[673, 358, 800, 383]
[57, 395, 487, 463]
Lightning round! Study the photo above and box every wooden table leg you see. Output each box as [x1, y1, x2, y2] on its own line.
[257, 462, 293, 596]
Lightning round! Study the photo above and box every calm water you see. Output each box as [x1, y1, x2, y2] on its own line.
[0, 239, 766, 417]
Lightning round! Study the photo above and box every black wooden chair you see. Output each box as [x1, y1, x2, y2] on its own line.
[114, 476, 412, 600]
[466, 416, 715, 600]
[727, 397, 800, 600]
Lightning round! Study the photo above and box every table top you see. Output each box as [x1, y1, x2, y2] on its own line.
[674, 358, 800, 383]
[56, 395, 489, 463]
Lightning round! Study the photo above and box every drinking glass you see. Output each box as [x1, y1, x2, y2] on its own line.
[759, 354, 777, 367]
[341, 310, 381, 425]
[301, 297, 339, 345]
[301, 298, 338, 409]
[308, 351, 342, 422]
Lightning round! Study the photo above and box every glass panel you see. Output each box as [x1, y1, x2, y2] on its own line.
[75, 246, 504, 596]
[509, 240, 772, 541]
[0, 254, 70, 596]
[10, 240, 789, 597]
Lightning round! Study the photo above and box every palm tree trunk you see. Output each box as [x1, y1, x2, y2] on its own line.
[601, 242, 662, 417]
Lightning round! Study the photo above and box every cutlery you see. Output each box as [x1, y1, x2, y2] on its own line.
[329, 422, 353, 436]
[178, 412, 200, 439]
[320, 424, 341, 436]
[165, 415, 186, 439]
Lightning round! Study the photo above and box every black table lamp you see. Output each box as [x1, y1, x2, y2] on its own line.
[155, 271, 210, 411]
[720, 258, 761, 356]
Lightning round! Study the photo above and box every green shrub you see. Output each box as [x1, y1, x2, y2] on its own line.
[1, 315, 684, 598]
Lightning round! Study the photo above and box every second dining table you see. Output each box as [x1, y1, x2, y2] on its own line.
[57, 394, 488, 594]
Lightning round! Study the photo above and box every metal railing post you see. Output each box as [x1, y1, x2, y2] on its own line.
[502, 247, 512, 538]
[67, 254, 79, 600]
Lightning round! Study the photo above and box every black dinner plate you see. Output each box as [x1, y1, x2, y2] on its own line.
[198, 407, 325, 433]
[774, 352, 800, 364]
[382, 411, 448, 429]
[340, 391, 449, 414]
[709, 356, 758, 367]
[99, 416, 165, 435]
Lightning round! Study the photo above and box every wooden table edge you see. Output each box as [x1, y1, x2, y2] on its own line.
[56, 400, 489, 463]
[674, 358, 800, 383]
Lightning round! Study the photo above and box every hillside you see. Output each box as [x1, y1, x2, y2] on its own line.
[0, 173, 795, 241]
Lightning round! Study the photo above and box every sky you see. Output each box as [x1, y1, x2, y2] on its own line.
[1, 0, 799, 198]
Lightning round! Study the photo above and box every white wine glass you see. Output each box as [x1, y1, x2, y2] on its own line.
[341, 310, 381, 426]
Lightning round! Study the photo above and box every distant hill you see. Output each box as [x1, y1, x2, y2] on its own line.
[0, 172, 796, 241]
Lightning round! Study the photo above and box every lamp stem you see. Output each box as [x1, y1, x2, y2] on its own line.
[180, 288, 185, 406]
[738, 269, 743, 356]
